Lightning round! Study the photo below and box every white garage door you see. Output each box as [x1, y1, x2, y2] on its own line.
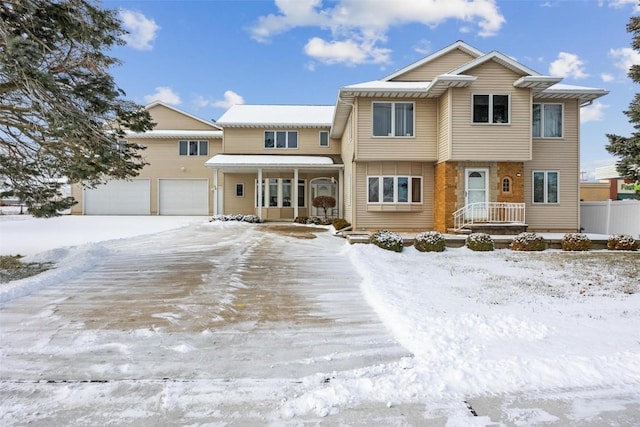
[84, 179, 150, 215]
[159, 179, 209, 215]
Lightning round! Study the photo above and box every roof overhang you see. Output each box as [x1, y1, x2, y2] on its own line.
[216, 123, 330, 129]
[124, 130, 223, 139]
[536, 86, 609, 105]
[205, 154, 343, 173]
[514, 76, 563, 90]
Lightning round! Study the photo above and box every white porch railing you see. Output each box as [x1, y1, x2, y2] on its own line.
[453, 202, 526, 232]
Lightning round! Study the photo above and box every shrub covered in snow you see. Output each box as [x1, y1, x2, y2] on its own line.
[294, 216, 330, 225]
[371, 230, 404, 252]
[210, 214, 262, 223]
[332, 218, 350, 231]
[607, 234, 639, 251]
[465, 233, 494, 251]
[414, 231, 446, 252]
[561, 233, 591, 251]
[509, 232, 547, 251]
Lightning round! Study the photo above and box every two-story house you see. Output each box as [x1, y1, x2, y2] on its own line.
[72, 41, 608, 233]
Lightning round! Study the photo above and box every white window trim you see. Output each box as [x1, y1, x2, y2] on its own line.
[366, 175, 423, 204]
[471, 93, 511, 125]
[533, 102, 564, 139]
[264, 130, 299, 149]
[235, 183, 244, 198]
[532, 170, 560, 204]
[319, 131, 330, 147]
[179, 140, 209, 156]
[372, 101, 416, 138]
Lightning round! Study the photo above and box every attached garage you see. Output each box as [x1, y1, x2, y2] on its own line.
[84, 179, 151, 215]
[158, 179, 209, 215]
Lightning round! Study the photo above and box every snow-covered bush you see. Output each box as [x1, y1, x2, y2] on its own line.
[294, 216, 328, 225]
[607, 234, 639, 251]
[210, 214, 262, 223]
[561, 233, 591, 251]
[414, 231, 446, 252]
[465, 233, 494, 251]
[371, 230, 404, 252]
[332, 218, 350, 230]
[509, 232, 547, 251]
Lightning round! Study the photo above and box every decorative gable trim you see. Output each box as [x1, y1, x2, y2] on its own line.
[382, 40, 484, 82]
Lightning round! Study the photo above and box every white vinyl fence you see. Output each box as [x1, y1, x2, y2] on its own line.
[580, 200, 640, 238]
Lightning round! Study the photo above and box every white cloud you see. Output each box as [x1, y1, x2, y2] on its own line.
[213, 90, 245, 109]
[193, 91, 245, 109]
[601, 73, 615, 82]
[549, 52, 589, 79]
[413, 39, 432, 56]
[143, 87, 181, 105]
[119, 10, 160, 50]
[581, 101, 609, 123]
[304, 37, 391, 65]
[604, 0, 640, 12]
[609, 47, 640, 73]
[251, 0, 505, 65]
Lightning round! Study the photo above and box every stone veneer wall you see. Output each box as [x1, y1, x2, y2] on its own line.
[497, 162, 525, 203]
[433, 161, 458, 232]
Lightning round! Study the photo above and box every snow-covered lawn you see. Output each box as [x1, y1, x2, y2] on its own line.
[1, 214, 639, 424]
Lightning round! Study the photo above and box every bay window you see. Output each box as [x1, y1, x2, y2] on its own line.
[367, 176, 422, 203]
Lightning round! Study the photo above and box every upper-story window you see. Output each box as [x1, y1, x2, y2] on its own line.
[179, 140, 208, 156]
[473, 94, 510, 124]
[533, 103, 563, 138]
[319, 131, 329, 147]
[373, 102, 414, 137]
[265, 131, 298, 149]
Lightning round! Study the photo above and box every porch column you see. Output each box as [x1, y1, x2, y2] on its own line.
[293, 168, 299, 219]
[338, 168, 344, 218]
[257, 168, 263, 220]
[213, 168, 219, 215]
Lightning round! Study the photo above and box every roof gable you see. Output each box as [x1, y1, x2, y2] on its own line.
[146, 102, 221, 131]
[448, 51, 541, 77]
[383, 40, 483, 82]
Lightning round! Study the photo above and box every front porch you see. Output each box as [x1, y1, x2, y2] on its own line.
[452, 202, 527, 235]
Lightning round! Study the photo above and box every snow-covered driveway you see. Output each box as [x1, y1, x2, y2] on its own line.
[0, 222, 411, 425]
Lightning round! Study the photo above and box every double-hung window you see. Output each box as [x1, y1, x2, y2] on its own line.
[533, 103, 563, 138]
[264, 131, 298, 149]
[367, 176, 422, 203]
[373, 102, 414, 137]
[256, 178, 306, 207]
[473, 94, 510, 124]
[179, 140, 208, 156]
[533, 171, 559, 204]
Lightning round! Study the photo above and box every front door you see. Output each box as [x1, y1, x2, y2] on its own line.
[465, 168, 488, 220]
[310, 178, 336, 217]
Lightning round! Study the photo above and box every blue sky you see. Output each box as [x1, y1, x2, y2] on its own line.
[104, 0, 640, 180]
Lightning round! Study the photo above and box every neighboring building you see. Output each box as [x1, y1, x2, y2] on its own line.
[579, 182, 610, 201]
[594, 165, 638, 200]
[73, 41, 609, 233]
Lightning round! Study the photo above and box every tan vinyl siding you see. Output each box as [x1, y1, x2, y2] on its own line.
[222, 173, 257, 215]
[147, 104, 217, 130]
[354, 161, 434, 230]
[391, 49, 477, 81]
[356, 98, 437, 161]
[437, 90, 451, 161]
[222, 127, 339, 155]
[450, 61, 531, 161]
[524, 100, 580, 231]
[341, 111, 356, 224]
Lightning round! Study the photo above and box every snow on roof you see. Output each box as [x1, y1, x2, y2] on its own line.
[216, 105, 335, 127]
[544, 83, 607, 92]
[205, 154, 339, 168]
[342, 80, 432, 91]
[124, 130, 223, 139]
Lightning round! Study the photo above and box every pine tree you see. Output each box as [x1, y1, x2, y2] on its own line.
[0, 0, 154, 216]
[606, 14, 640, 199]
